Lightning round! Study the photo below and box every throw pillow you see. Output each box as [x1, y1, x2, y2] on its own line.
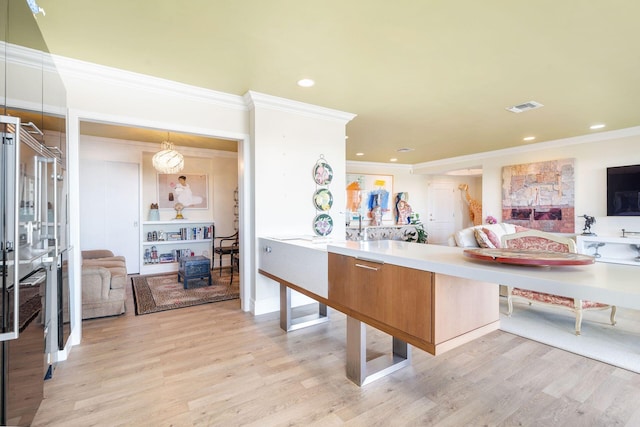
[482, 227, 501, 248]
[474, 228, 496, 248]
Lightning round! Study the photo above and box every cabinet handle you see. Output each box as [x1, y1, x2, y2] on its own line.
[355, 263, 379, 271]
[354, 256, 384, 265]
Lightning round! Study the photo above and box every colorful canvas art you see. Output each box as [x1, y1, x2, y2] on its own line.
[501, 159, 575, 233]
[346, 174, 393, 224]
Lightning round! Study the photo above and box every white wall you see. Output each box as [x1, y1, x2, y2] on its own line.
[247, 92, 354, 314]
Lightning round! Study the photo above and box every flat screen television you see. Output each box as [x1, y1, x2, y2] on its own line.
[607, 164, 640, 216]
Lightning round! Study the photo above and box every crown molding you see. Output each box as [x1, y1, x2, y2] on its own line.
[81, 134, 238, 159]
[346, 160, 413, 172]
[1, 42, 56, 72]
[48, 52, 247, 112]
[412, 125, 640, 172]
[2, 41, 245, 113]
[244, 91, 356, 124]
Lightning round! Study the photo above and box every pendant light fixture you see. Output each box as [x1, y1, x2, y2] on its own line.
[152, 132, 184, 174]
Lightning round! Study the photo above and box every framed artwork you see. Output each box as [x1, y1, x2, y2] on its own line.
[157, 173, 208, 209]
[345, 173, 393, 223]
[501, 158, 575, 233]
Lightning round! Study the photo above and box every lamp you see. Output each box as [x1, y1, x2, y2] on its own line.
[152, 134, 184, 174]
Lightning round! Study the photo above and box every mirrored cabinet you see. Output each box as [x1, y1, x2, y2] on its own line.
[1, 1, 69, 424]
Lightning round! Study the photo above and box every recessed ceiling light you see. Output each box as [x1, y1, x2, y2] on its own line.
[397, 147, 414, 153]
[355, 152, 364, 156]
[523, 136, 535, 141]
[297, 78, 315, 88]
[590, 123, 606, 130]
[389, 158, 398, 162]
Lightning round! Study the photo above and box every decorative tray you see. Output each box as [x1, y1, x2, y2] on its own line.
[463, 248, 595, 266]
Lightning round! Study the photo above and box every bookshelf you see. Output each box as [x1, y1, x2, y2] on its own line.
[140, 220, 214, 275]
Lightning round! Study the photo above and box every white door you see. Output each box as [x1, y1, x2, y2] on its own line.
[80, 160, 140, 274]
[426, 182, 456, 244]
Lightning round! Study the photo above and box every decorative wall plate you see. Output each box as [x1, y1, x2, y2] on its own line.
[313, 213, 334, 236]
[313, 188, 333, 211]
[313, 161, 333, 185]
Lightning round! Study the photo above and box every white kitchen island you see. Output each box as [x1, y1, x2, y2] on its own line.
[259, 238, 640, 385]
[326, 240, 640, 310]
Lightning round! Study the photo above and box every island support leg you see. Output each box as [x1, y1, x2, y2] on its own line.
[280, 284, 329, 332]
[346, 316, 412, 386]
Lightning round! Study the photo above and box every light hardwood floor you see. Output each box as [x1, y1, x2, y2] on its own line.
[32, 279, 640, 426]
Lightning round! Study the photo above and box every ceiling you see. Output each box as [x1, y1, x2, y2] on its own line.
[33, 0, 640, 164]
[79, 121, 238, 153]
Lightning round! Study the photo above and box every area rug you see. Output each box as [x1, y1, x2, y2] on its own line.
[499, 299, 640, 373]
[131, 271, 239, 315]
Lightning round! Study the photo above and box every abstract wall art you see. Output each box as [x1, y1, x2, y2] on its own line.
[501, 158, 575, 233]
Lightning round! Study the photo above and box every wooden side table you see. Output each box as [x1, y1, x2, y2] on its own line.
[178, 255, 211, 289]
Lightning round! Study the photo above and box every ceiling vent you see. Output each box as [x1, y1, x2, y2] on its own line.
[505, 101, 544, 113]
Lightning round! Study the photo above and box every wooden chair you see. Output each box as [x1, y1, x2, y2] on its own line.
[230, 252, 240, 283]
[501, 230, 616, 335]
[213, 231, 239, 276]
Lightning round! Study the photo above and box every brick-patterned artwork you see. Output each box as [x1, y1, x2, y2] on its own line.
[501, 159, 575, 233]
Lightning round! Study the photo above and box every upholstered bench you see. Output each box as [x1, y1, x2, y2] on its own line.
[501, 230, 616, 335]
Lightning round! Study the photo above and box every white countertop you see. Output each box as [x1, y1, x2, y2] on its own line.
[264, 235, 341, 251]
[327, 240, 640, 310]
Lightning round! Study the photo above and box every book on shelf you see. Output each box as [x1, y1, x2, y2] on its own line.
[159, 253, 175, 263]
[177, 225, 212, 240]
[173, 248, 194, 260]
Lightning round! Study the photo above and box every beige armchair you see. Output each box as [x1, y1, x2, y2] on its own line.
[81, 250, 127, 319]
[502, 230, 616, 335]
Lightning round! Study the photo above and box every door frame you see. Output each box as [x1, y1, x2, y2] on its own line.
[67, 109, 252, 346]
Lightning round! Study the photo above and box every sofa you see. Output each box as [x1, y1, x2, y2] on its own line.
[81, 249, 127, 319]
[448, 222, 521, 248]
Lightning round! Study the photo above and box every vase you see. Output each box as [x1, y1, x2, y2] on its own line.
[148, 208, 159, 221]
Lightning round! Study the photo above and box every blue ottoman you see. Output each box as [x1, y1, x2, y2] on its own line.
[177, 255, 211, 289]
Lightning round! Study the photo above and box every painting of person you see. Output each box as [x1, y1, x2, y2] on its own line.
[172, 175, 203, 207]
[158, 173, 208, 209]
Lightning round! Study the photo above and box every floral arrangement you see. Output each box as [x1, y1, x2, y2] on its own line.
[485, 215, 497, 225]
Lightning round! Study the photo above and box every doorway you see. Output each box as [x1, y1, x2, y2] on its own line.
[426, 181, 456, 244]
[79, 160, 140, 274]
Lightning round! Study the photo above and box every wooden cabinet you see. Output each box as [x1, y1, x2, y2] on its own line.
[328, 253, 499, 355]
[328, 253, 433, 343]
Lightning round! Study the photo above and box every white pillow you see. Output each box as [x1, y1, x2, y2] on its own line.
[454, 223, 518, 248]
[454, 227, 481, 247]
